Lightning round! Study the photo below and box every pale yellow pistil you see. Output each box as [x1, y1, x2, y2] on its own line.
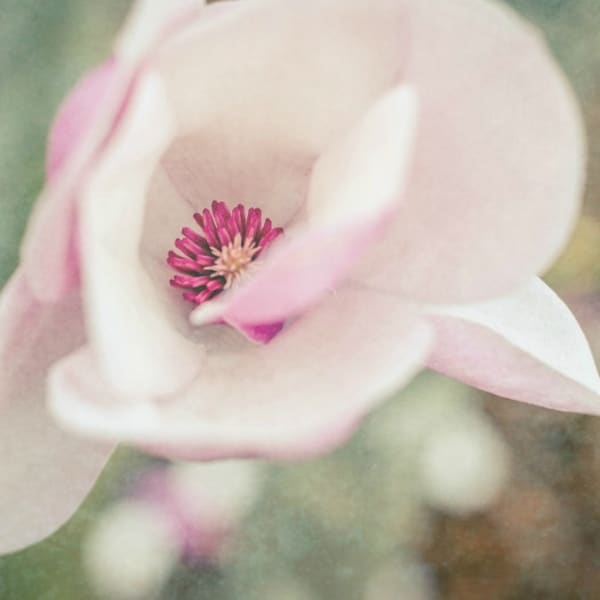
[207, 233, 261, 288]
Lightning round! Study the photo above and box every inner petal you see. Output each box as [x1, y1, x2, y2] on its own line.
[155, 0, 409, 225]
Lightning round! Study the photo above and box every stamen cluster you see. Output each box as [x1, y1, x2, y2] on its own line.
[167, 201, 283, 305]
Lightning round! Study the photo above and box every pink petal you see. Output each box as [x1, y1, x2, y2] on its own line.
[190, 85, 418, 330]
[46, 60, 118, 181]
[22, 0, 203, 303]
[23, 59, 121, 301]
[156, 0, 409, 225]
[48, 288, 432, 460]
[353, 0, 584, 302]
[0, 271, 113, 553]
[77, 69, 202, 398]
[424, 278, 600, 414]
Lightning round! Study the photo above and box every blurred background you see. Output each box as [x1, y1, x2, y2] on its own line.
[1, 0, 600, 598]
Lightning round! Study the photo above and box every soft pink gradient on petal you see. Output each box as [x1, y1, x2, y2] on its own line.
[37, 60, 118, 296]
[0, 271, 113, 554]
[234, 321, 285, 345]
[157, 0, 409, 226]
[78, 69, 201, 398]
[190, 85, 418, 330]
[48, 288, 432, 460]
[424, 278, 600, 415]
[353, 0, 585, 303]
[46, 60, 118, 181]
[23, 63, 126, 303]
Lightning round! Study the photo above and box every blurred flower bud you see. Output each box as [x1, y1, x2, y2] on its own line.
[136, 459, 264, 562]
[420, 413, 511, 515]
[83, 499, 179, 600]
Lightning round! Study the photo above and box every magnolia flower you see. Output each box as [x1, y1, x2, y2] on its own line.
[1, 0, 599, 554]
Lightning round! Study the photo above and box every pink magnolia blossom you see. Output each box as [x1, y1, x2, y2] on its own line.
[133, 460, 264, 563]
[1, 0, 599, 554]
[83, 459, 263, 600]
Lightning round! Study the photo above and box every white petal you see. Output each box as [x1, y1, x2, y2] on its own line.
[49, 288, 432, 460]
[424, 278, 600, 414]
[78, 69, 202, 398]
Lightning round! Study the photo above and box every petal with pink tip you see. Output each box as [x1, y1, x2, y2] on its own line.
[424, 278, 600, 414]
[190, 85, 418, 330]
[0, 272, 113, 553]
[354, 0, 585, 302]
[46, 60, 118, 181]
[78, 70, 201, 398]
[23, 59, 121, 302]
[48, 288, 432, 460]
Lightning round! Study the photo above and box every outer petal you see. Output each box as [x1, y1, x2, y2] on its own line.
[424, 278, 600, 414]
[78, 69, 201, 398]
[354, 0, 585, 302]
[48, 288, 432, 460]
[190, 85, 417, 329]
[0, 272, 113, 553]
[21, 0, 203, 302]
[46, 60, 119, 181]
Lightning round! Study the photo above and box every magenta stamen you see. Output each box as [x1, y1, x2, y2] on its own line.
[174, 238, 201, 259]
[167, 201, 284, 307]
[245, 209, 261, 243]
[205, 279, 223, 292]
[194, 289, 215, 304]
[211, 201, 229, 229]
[170, 275, 212, 289]
[217, 227, 232, 247]
[261, 218, 273, 238]
[198, 210, 218, 247]
[232, 204, 246, 237]
[181, 227, 209, 250]
[259, 227, 283, 249]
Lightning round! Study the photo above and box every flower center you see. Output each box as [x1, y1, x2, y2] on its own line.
[167, 201, 283, 306]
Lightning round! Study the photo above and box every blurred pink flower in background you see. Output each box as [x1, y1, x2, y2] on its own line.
[83, 460, 263, 599]
[135, 460, 264, 562]
[1, 0, 599, 554]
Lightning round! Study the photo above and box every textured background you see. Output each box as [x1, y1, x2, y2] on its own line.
[1, 1, 600, 598]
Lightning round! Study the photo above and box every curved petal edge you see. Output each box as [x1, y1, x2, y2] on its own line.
[49, 288, 432, 460]
[424, 278, 600, 415]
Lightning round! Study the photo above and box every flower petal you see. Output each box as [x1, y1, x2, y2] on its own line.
[48, 288, 432, 460]
[157, 0, 409, 224]
[78, 69, 202, 398]
[424, 278, 600, 414]
[354, 0, 585, 302]
[0, 272, 113, 553]
[22, 0, 203, 302]
[190, 85, 418, 330]
[46, 60, 119, 181]
[113, 0, 203, 63]
[23, 59, 121, 302]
